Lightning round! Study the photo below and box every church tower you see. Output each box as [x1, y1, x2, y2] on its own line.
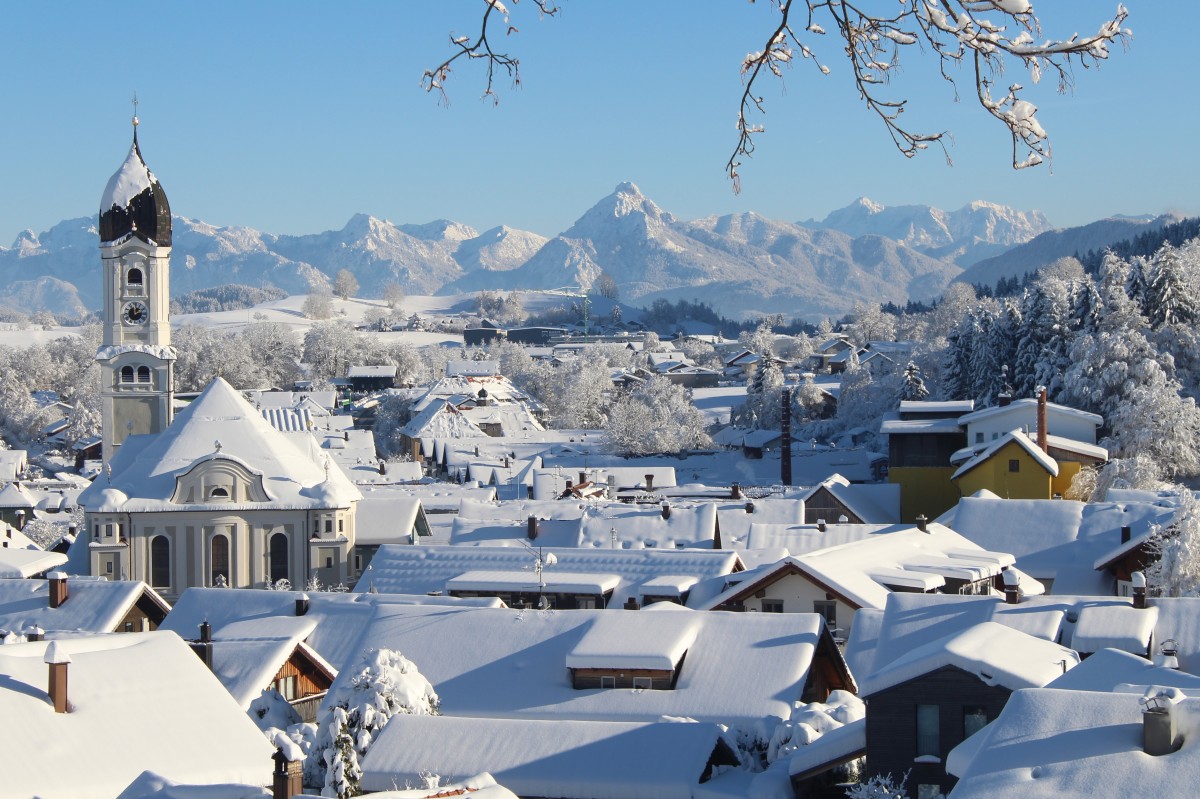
[97, 112, 175, 463]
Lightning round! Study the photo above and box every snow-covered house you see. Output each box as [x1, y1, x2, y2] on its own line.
[946, 688, 1200, 799]
[352, 493, 433, 570]
[795, 474, 900, 524]
[360, 716, 740, 799]
[359, 544, 743, 610]
[861, 622, 1079, 798]
[705, 522, 1022, 638]
[0, 572, 170, 636]
[0, 632, 274, 798]
[881, 400, 973, 521]
[327, 603, 854, 731]
[943, 494, 1177, 595]
[77, 377, 363, 599]
[0, 449, 28, 482]
[0, 480, 38, 530]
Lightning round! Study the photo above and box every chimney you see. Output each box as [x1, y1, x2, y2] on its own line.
[1132, 571, 1148, 610]
[997, 392, 1012, 407]
[624, 597, 640, 610]
[527, 515, 539, 541]
[193, 621, 215, 671]
[644, 474, 655, 492]
[731, 482, 742, 500]
[295, 593, 310, 616]
[272, 746, 304, 799]
[343, 430, 350, 442]
[378, 460, 386, 475]
[745, 501, 755, 514]
[781, 387, 793, 487]
[817, 519, 827, 532]
[1036, 386, 1048, 453]
[915, 514, 929, 533]
[47, 571, 68, 609]
[45, 641, 70, 713]
[661, 500, 671, 520]
[1122, 525, 1132, 544]
[1143, 692, 1182, 756]
[579, 471, 588, 485]
[1003, 569, 1020, 604]
[565, 479, 573, 491]
[606, 475, 616, 499]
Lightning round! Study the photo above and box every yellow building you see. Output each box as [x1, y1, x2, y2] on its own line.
[951, 430, 1059, 500]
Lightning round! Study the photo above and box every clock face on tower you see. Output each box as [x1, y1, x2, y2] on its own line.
[121, 300, 149, 326]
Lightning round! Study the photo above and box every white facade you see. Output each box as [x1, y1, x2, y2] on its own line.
[960, 399, 1101, 447]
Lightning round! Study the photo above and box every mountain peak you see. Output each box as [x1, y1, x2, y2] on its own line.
[853, 196, 885, 214]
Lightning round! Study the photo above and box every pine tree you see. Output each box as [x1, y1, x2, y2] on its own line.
[900, 362, 929, 402]
[1146, 243, 1199, 329]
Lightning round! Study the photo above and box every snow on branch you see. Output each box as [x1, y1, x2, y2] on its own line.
[423, 1, 1131, 187]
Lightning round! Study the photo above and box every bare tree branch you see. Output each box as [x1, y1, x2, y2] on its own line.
[423, 0, 1131, 185]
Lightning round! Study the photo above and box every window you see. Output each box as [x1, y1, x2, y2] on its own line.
[123, 621, 134, 632]
[277, 675, 298, 701]
[126, 267, 144, 292]
[916, 704, 940, 758]
[963, 707, 989, 739]
[600, 676, 616, 689]
[137, 366, 151, 383]
[632, 677, 652, 690]
[975, 432, 984, 444]
[209, 486, 229, 499]
[324, 556, 333, 569]
[270, 532, 289, 584]
[338, 518, 344, 533]
[120, 366, 134, 383]
[210, 534, 230, 586]
[1008, 459, 1020, 473]
[324, 519, 333, 534]
[105, 560, 114, 575]
[813, 600, 837, 628]
[917, 785, 943, 799]
[761, 599, 784, 613]
[150, 535, 170, 589]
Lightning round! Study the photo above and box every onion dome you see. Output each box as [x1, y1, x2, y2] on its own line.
[99, 116, 171, 246]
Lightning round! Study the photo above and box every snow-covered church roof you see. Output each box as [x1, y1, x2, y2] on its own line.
[79, 377, 361, 513]
[99, 122, 172, 247]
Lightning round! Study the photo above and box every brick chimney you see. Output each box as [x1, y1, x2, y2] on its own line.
[1036, 386, 1048, 453]
[731, 482, 742, 500]
[1003, 569, 1020, 604]
[644, 474, 655, 492]
[272, 746, 304, 799]
[47, 571, 68, 609]
[44, 641, 70, 713]
[1132, 571, 1148, 609]
[623, 597, 640, 610]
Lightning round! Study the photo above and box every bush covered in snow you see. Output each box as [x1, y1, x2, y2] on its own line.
[309, 648, 440, 798]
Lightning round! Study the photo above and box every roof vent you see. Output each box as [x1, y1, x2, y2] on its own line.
[1142, 689, 1184, 756]
[915, 515, 929, 533]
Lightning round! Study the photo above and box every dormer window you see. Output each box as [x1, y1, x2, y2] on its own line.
[208, 487, 230, 500]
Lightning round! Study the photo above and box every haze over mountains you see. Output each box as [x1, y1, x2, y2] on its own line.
[0, 183, 1170, 320]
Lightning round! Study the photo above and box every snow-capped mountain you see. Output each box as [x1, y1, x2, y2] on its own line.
[955, 213, 1183, 289]
[452, 225, 549, 273]
[457, 183, 963, 319]
[805, 197, 1053, 266]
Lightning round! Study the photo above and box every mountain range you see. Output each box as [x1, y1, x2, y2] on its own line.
[0, 184, 1166, 320]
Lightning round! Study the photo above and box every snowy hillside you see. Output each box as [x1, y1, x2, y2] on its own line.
[955, 214, 1181, 289]
[805, 196, 1053, 266]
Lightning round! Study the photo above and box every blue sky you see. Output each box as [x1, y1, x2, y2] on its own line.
[1, 2, 1195, 245]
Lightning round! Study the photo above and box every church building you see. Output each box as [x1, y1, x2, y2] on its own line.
[79, 116, 361, 599]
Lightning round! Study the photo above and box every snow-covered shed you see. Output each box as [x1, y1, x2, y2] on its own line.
[327, 604, 853, 731]
[794, 474, 900, 524]
[358, 544, 743, 609]
[1046, 647, 1200, 693]
[0, 632, 273, 798]
[360, 716, 739, 799]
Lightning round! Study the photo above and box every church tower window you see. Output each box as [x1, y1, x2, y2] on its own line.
[210, 534, 230, 586]
[150, 535, 170, 589]
[270, 532, 289, 585]
[137, 366, 151, 383]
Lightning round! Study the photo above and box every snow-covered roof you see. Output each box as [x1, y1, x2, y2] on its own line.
[0, 632, 273, 798]
[946, 495, 1176, 594]
[1072, 602, 1158, 655]
[951, 429, 1060, 480]
[446, 569, 623, 595]
[860, 621, 1079, 697]
[78, 377, 361, 513]
[0, 546, 68, 578]
[207, 616, 335, 709]
[401, 400, 487, 442]
[878, 414, 964, 435]
[361, 715, 733, 799]
[361, 545, 741, 608]
[1046, 648, 1200, 693]
[566, 612, 701, 670]
[899, 400, 975, 414]
[787, 717, 866, 780]
[347, 365, 397, 378]
[946, 688, 1200, 799]
[714, 497, 806, 546]
[334, 604, 828, 728]
[958, 397, 1103, 427]
[354, 494, 427, 546]
[0, 577, 167, 635]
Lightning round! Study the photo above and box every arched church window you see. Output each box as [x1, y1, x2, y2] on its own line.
[137, 366, 151, 383]
[209, 486, 229, 499]
[210, 534, 230, 586]
[126, 267, 144, 294]
[150, 535, 170, 589]
[120, 366, 135, 383]
[270, 532, 289, 585]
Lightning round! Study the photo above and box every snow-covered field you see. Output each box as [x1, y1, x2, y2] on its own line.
[0, 326, 82, 349]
